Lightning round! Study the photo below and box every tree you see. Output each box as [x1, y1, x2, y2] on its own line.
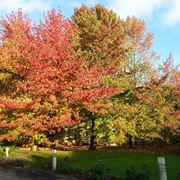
[0, 9, 118, 145]
[125, 54, 180, 145]
[71, 4, 157, 148]
[72, 4, 130, 68]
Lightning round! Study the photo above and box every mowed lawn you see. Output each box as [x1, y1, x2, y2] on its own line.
[57, 150, 180, 180]
[1, 149, 180, 180]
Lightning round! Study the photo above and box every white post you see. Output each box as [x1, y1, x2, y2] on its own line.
[5, 147, 9, 158]
[52, 149, 57, 170]
[158, 157, 167, 180]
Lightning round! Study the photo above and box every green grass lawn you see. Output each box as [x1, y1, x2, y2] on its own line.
[57, 150, 180, 180]
[1, 149, 180, 180]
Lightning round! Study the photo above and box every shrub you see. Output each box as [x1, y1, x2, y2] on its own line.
[89, 164, 111, 180]
[176, 172, 180, 180]
[125, 165, 150, 180]
[57, 156, 74, 174]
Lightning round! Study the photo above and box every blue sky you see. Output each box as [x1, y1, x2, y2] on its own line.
[0, 0, 180, 65]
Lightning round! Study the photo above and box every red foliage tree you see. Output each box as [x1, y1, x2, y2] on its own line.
[0, 9, 118, 142]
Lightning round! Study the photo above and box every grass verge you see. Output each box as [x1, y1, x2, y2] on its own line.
[0, 148, 179, 180]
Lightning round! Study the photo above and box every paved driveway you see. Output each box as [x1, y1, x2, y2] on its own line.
[0, 167, 78, 180]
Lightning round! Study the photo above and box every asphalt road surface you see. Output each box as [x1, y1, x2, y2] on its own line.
[0, 167, 78, 180]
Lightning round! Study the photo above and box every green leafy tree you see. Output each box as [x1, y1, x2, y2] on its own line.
[71, 4, 157, 148]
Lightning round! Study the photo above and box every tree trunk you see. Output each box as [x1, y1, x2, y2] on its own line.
[89, 118, 96, 150]
[75, 126, 81, 146]
[128, 133, 133, 148]
[31, 144, 38, 151]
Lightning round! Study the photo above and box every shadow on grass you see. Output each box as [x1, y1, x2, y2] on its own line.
[27, 153, 52, 168]
[0, 152, 78, 180]
[1, 149, 179, 180]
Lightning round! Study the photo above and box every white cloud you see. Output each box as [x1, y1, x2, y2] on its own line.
[1, 0, 180, 26]
[107, 0, 180, 26]
[108, 0, 165, 19]
[0, 0, 52, 13]
[162, 0, 180, 26]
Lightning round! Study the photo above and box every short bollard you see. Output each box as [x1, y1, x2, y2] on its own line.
[5, 147, 9, 158]
[52, 149, 57, 170]
[158, 157, 167, 180]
